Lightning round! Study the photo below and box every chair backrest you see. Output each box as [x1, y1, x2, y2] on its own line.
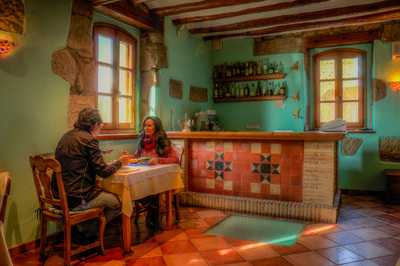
[29, 155, 69, 218]
[173, 144, 184, 168]
[0, 172, 11, 224]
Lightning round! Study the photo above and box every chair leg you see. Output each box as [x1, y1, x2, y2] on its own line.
[134, 202, 140, 225]
[173, 193, 180, 223]
[39, 216, 48, 262]
[64, 224, 71, 266]
[98, 215, 106, 255]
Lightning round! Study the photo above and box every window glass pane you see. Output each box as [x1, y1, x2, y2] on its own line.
[320, 59, 335, 79]
[119, 97, 132, 123]
[98, 34, 113, 64]
[343, 57, 359, 79]
[320, 81, 335, 101]
[343, 80, 359, 101]
[98, 95, 112, 123]
[320, 103, 335, 123]
[119, 70, 132, 95]
[98, 65, 113, 93]
[343, 102, 359, 123]
[119, 41, 132, 68]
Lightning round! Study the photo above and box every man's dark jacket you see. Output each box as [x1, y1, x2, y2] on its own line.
[54, 128, 121, 208]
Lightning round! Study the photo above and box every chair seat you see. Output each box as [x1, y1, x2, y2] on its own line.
[45, 206, 104, 223]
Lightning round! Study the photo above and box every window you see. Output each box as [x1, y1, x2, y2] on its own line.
[94, 24, 136, 130]
[314, 49, 366, 129]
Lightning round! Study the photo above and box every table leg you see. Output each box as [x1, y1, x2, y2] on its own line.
[122, 214, 132, 254]
[165, 190, 173, 230]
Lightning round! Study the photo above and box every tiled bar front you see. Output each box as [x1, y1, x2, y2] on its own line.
[169, 132, 344, 223]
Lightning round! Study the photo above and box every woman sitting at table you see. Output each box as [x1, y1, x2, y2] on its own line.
[134, 116, 179, 231]
[135, 116, 179, 165]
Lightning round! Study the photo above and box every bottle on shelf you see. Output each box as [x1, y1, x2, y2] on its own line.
[256, 81, 262, 96]
[278, 62, 284, 73]
[263, 59, 268, 74]
[244, 83, 250, 97]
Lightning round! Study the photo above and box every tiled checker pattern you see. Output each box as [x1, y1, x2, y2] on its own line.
[189, 141, 304, 201]
[12, 194, 400, 266]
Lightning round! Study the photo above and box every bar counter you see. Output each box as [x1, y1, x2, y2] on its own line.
[168, 131, 345, 223]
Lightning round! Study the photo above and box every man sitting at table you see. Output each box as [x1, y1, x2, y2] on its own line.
[132, 116, 179, 231]
[53, 107, 129, 243]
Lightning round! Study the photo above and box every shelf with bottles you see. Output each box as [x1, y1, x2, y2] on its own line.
[213, 59, 285, 83]
[213, 80, 288, 103]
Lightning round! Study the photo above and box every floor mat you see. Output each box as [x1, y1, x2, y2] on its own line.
[206, 215, 305, 246]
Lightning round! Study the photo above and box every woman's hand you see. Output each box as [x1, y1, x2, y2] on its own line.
[148, 158, 159, 165]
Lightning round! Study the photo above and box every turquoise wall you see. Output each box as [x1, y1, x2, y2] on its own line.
[213, 39, 400, 191]
[211, 38, 305, 131]
[157, 18, 212, 131]
[339, 41, 400, 190]
[0, 1, 139, 247]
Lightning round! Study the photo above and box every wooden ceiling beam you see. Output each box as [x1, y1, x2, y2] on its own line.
[191, 0, 400, 34]
[154, 0, 266, 17]
[92, 0, 121, 6]
[173, 0, 328, 25]
[204, 9, 400, 40]
[304, 29, 381, 49]
[94, 1, 161, 31]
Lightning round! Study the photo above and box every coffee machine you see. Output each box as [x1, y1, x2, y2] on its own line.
[195, 110, 220, 131]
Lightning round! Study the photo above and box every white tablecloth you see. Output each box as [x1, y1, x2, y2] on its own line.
[100, 164, 184, 217]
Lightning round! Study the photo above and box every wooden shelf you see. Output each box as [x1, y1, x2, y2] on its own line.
[214, 95, 286, 103]
[214, 73, 285, 83]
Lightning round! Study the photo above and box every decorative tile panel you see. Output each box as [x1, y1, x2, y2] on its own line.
[251, 143, 261, 153]
[189, 140, 303, 202]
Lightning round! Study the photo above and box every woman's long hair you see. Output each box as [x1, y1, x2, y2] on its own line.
[137, 116, 171, 156]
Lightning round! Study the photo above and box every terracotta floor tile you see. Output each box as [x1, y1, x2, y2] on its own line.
[185, 228, 207, 239]
[344, 242, 394, 259]
[160, 240, 197, 255]
[284, 251, 335, 266]
[271, 243, 310, 255]
[167, 232, 188, 242]
[196, 210, 226, 218]
[224, 237, 258, 247]
[163, 252, 208, 266]
[200, 248, 244, 265]
[127, 256, 166, 266]
[337, 260, 379, 266]
[191, 236, 231, 251]
[204, 216, 226, 227]
[371, 255, 399, 266]
[154, 229, 184, 243]
[376, 225, 400, 236]
[324, 231, 364, 245]
[141, 247, 163, 258]
[251, 256, 293, 266]
[129, 240, 160, 259]
[371, 237, 400, 254]
[350, 228, 391, 241]
[221, 262, 252, 266]
[317, 246, 363, 264]
[233, 242, 279, 261]
[302, 223, 341, 236]
[297, 235, 338, 250]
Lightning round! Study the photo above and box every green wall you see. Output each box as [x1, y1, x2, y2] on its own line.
[212, 38, 400, 191]
[0, 1, 139, 248]
[211, 38, 306, 131]
[157, 18, 212, 131]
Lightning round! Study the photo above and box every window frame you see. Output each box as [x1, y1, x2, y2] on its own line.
[93, 23, 137, 132]
[313, 48, 366, 129]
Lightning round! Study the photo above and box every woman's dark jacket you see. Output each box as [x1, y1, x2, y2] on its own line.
[53, 128, 121, 208]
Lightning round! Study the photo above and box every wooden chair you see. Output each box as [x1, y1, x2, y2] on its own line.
[0, 171, 12, 266]
[30, 155, 106, 266]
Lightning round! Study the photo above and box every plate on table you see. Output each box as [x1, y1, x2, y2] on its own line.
[128, 157, 151, 166]
[119, 165, 139, 173]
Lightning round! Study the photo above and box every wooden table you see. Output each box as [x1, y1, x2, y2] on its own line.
[101, 164, 184, 253]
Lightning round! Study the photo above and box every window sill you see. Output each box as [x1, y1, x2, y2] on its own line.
[347, 129, 376, 134]
[97, 131, 138, 140]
